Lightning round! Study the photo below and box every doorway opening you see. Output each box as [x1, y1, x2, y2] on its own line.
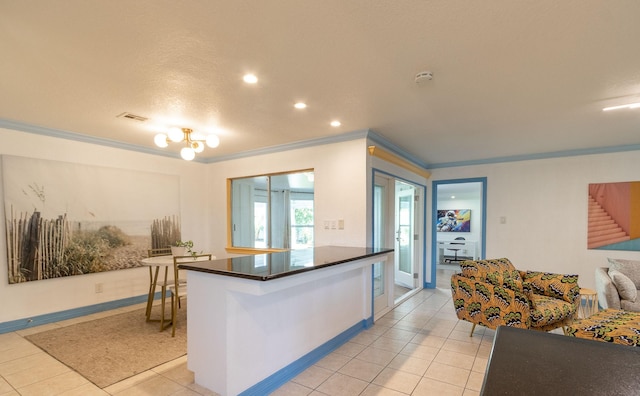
[430, 178, 487, 289]
[373, 171, 425, 315]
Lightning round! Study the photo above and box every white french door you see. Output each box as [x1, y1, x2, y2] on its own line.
[373, 175, 393, 315]
[373, 174, 423, 316]
[395, 181, 416, 289]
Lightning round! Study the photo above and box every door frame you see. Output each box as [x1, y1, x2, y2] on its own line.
[394, 181, 417, 288]
[372, 174, 394, 316]
[372, 169, 427, 307]
[428, 177, 487, 288]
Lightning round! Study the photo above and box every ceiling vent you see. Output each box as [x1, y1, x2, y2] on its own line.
[117, 112, 148, 122]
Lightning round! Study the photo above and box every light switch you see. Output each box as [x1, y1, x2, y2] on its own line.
[338, 219, 344, 230]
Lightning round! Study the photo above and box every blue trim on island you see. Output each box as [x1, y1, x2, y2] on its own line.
[238, 317, 372, 396]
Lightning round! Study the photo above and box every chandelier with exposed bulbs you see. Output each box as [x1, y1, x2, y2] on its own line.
[153, 127, 220, 161]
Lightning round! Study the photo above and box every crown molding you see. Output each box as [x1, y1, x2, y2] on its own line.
[426, 144, 640, 169]
[0, 118, 195, 161]
[4, 118, 636, 169]
[201, 129, 371, 163]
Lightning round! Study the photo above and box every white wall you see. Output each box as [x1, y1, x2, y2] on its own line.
[0, 128, 209, 322]
[429, 150, 640, 289]
[0, 129, 371, 323]
[205, 138, 369, 254]
[3, 124, 639, 322]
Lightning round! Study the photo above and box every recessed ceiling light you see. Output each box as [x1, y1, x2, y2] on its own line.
[294, 102, 307, 109]
[330, 120, 341, 127]
[603, 102, 640, 111]
[243, 74, 258, 84]
[451, 195, 456, 199]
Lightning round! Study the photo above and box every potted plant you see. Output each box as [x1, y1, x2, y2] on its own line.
[171, 240, 194, 257]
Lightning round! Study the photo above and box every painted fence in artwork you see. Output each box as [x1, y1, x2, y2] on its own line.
[5, 210, 181, 283]
[6, 209, 69, 283]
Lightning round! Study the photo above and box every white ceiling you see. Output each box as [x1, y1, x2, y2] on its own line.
[2, 1, 640, 167]
[437, 182, 482, 202]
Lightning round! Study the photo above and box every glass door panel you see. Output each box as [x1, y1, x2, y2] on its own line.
[373, 177, 391, 315]
[395, 181, 415, 289]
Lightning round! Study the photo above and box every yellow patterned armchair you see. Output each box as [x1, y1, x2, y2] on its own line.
[451, 258, 580, 335]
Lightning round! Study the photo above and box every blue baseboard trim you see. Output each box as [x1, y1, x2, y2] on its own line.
[364, 316, 374, 329]
[0, 292, 160, 334]
[238, 318, 370, 396]
[423, 281, 436, 289]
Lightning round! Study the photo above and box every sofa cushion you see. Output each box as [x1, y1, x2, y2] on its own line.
[460, 258, 522, 288]
[609, 269, 638, 302]
[529, 294, 576, 328]
[608, 258, 640, 288]
[620, 298, 640, 312]
[522, 271, 580, 304]
[595, 267, 621, 310]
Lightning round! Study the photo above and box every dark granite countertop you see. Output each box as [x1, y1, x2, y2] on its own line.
[178, 246, 393, 281]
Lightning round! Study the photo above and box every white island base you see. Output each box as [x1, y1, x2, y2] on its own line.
[186, 252, 391, 395]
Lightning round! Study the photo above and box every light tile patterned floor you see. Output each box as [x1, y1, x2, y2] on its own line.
[0, 303, 215, 396]
[0, 268, 490, 395]
[273, 284, 492, 396]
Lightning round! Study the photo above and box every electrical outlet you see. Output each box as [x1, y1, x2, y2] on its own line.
[95, 283, 103, 293]
[338, 219, 344, 230]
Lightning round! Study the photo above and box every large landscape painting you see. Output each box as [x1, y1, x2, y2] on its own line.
[2, 155, 181, 284]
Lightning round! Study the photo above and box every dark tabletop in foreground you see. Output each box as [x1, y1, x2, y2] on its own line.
[481, 326, 640, 395]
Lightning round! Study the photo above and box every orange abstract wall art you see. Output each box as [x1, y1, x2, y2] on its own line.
[588, 182, 640, 250]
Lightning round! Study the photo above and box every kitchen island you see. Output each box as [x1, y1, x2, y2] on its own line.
[179, 246, 393, 396]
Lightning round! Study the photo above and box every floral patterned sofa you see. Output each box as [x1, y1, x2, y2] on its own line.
[451, 258, 580, 334]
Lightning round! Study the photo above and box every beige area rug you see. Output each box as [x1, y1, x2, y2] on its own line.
[25, 302, 187, 388]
